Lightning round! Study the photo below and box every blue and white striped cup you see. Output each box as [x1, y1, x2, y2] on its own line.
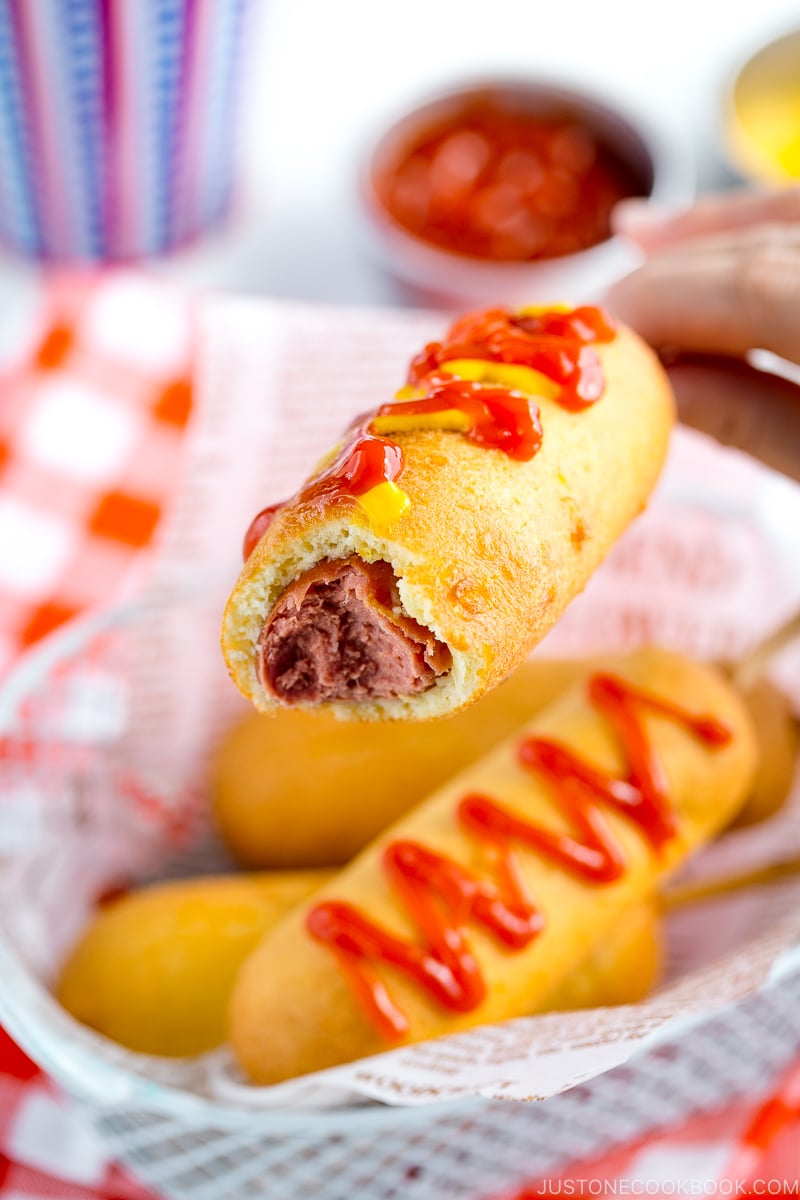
[0, 0, 252, 261]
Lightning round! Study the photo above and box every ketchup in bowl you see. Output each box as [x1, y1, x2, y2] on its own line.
[372, 94, 648, 263]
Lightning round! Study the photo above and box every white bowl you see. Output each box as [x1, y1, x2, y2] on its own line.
[359, 78, 694, 307]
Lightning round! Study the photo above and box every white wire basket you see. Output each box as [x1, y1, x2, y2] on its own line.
[0, 566, 799, 1200]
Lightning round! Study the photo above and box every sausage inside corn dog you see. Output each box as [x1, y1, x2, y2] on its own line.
[222, 306, 674, 720]
[229, 648, 756, 1083]
[212, 656, 795, 869]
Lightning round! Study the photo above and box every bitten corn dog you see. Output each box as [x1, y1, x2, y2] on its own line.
[222, 306, 674, 720]
[230, 648, 756, 1083]
[212, 656, 794, 868]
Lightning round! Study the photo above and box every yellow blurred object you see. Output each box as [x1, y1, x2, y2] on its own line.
[730, 676, 798, 827]
[726, 29, 800, 184]
[356, 480, 410, 526]
[519, 304, 572, 316]
[212, 654, 795, 871]
[547, 899, 662, 1011]
[212, 657, 598, 869]
[439, 359, 560, 398]
[57, 872, 330, 1057]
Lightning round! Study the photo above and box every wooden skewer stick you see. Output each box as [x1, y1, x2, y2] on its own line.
[663, 855, 800, 910]
[663, 609, 800, 908]
[726, 607, 800, 692]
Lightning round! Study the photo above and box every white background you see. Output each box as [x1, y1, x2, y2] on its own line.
[170, 0, 800, 305]
[0, 0, 798, 307]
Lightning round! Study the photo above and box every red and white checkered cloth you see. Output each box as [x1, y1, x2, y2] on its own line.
[0, 271, 193, 669]
[509, 1060, 800, 1196]
[0, 271, 193, 1197]
[0, 272, 797, 1199]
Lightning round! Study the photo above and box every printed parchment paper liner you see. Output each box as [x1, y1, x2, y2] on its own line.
[0, 297, 799, 1118]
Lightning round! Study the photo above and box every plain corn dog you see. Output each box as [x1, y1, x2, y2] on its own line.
[58, 872, 330, 1057]
[212, 657, 604, 868]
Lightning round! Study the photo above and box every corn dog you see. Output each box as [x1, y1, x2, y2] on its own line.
[548, 898, 661, 1012]
[212, 657, 794, 868]
[730, 676, 798, 828]
[230, 648, 755, 1083]
[58, 872, 329, 1057]
[222, 307, 673, 720]
[212, 657, 602, 868]
[57, 877, 661, 1058]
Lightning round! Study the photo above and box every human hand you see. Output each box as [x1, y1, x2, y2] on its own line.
[606, 189, 800, 482]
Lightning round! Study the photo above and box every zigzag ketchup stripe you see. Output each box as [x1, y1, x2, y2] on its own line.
[308, 673, 732, 1041]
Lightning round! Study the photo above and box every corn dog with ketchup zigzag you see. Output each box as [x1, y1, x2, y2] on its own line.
[230, 647, 756, 1083]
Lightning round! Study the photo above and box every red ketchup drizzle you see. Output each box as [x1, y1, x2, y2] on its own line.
[241, 305, 615, 560]
[408, 306, 614, 411]
[376, 378, 543, 461]
[297, 434, 405, 510]
[307, 673, 733, 1041]
[243, 503, 283, 561]
[328, 434, 404, 495]
[241, 437, 404, 561]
